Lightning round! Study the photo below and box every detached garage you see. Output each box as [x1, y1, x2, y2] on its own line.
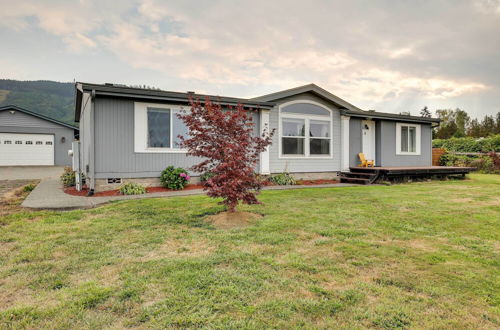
[0, 105, 78, 166]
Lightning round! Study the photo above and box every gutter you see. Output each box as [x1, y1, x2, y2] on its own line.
[341, 109, 440, 124]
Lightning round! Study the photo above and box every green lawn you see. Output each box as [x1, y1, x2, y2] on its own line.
[1, 175, 499, 329]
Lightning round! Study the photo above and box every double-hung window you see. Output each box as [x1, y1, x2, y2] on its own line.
[396, 123, 420, 155]
[280, 102, 332, 158]
[135, 102, 189, 153]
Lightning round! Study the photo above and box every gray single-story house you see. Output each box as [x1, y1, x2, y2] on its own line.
[0, 105, 78, 166]
[74, 82, 439, 192]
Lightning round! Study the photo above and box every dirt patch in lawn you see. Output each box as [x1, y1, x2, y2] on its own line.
[0, 180, 38, 217]
[205, 211, 263, 229]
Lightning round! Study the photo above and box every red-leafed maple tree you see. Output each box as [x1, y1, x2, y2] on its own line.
[177, 96, 274, 212]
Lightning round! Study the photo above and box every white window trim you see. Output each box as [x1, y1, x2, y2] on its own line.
[278, 100, 333, 159]
[134, 102, 188, 153]
[396, 122, 421, 155]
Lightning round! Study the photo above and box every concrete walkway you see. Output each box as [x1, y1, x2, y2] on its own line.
[0, 166, 65, 180]
[22, 178, 356, 210]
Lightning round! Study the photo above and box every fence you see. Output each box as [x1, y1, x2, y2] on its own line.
[432, 148, 446, 166]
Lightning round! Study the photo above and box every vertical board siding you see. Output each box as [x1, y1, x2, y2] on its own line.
[378, 120, 432, 166]
[349, 118, 362, 167]
[94, 97, 260, 178]
[268, 92, 340, 173]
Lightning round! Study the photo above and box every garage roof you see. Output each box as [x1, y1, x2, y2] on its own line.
[0, 105, 79, 130]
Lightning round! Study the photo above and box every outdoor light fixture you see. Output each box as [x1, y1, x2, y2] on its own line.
[61, 136, 66, 143]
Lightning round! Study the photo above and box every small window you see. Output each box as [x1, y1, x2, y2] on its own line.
[36, 141, 43, 145]
[45, 141, 53, 145]
[4, 140, 12, 144]
[25, 141, 33, 145]
[15, 141, 22, 145]
[396, 123, 420, 155]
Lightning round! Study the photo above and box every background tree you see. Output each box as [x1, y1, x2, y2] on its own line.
[178, 97, 274, 212]
[454, 109, 470, 137]
[420, 106, 432, 118]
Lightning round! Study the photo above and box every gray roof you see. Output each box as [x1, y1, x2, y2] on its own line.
[75, 82, 275, 122]
[253, 83, 440, 124]
[342, 108, 440, 124]
[252, 83, 364, 112]
[74, 82, 440, 124]
[0, 105, 79, 129]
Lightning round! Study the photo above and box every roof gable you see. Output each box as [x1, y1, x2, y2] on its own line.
[0, 105, 78, 129]
[253, 84, 440, 124]
[252, 83, 363, 112]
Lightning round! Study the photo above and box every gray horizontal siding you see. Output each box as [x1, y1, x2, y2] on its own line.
[268, 92, 340, 173]
[0, 110, 65, 129]
[94, 97, 260, 179]
[378, 120, 432, 166]
[0, 111, 74, 166]
[0, 126, 74, 166]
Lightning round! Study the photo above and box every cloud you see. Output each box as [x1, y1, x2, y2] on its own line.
[0, 0, 498, 116]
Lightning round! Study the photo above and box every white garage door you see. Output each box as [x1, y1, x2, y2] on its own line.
[0, 133, 54, 166]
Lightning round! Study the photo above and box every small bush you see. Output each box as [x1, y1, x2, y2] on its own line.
[200, 171, 215, 182]
[119, 182, 146, 195]
[269, 172, 296, 185]
[60, 167, 76, 187]
[160, 166, 190, 190]
[23, 184, 36, 192]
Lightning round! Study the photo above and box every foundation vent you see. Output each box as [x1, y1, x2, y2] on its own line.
[107, 178, 122, 184]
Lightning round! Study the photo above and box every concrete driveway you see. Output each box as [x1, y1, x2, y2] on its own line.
[0, 166, 65, 180]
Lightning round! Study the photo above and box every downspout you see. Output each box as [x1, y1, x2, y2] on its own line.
[87, 89, 96, 196]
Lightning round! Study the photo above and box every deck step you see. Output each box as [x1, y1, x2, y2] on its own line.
[340, 172, 376, 178]
[340, 177, 371, 185]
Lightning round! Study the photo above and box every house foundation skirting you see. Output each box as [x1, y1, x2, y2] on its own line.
[94, 171, 340, 192]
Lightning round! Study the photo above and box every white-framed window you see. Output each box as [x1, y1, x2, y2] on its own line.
[134, 102, 189, 153]
[279, 101, 333, 158]
[396, 122, 421, 155]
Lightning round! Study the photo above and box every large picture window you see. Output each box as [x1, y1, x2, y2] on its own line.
[279, 102, 332, 158]
[135, 102, 189, 153]
[396, 123, 420, 155]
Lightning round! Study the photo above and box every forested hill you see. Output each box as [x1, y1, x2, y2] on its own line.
[0, 79, 75, 125]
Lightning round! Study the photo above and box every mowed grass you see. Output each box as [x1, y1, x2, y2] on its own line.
[0, 175, 498, 329]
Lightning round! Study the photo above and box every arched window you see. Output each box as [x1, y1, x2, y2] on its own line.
[279, 101, 332, 158]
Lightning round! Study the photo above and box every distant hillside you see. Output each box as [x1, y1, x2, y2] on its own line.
[0, 79, 75, 125]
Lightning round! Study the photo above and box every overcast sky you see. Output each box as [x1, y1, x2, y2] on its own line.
[1, 0, 499, 118]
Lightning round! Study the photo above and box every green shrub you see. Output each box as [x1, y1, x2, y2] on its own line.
[60, 167, 76, 187]
[200, 171, 215, 182]
[160, 166, 190, 190]
[269, 172, 296, 185]
[119, 182, 146, 195]
[23, 184, 36, 192]
[470, 157, 494, 173]
[433, 134, 500, 153]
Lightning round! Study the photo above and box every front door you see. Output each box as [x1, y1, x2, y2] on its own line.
[362, 120, 375, 164]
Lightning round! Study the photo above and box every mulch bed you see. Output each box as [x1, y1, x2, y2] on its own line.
[64, 184, 204, 197]
[63, 179, 339, 197]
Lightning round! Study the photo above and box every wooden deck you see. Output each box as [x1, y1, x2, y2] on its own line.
[341, 166, 476, 184]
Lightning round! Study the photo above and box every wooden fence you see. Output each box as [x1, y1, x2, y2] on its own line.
[432, 148, 446, 166]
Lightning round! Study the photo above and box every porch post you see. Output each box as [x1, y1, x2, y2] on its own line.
[341, 115, 350, 172]
[259, 109, 271, 175]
